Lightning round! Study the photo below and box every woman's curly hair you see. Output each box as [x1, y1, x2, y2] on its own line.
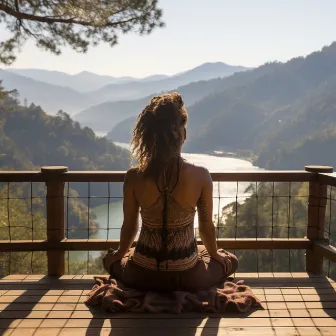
[131, 92, 188, 177]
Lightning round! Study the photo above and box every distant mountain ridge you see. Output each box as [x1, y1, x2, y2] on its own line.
[1, 62, 249, 116]
[74, 63, 250, 131]
[106, 41, 336, 173]
[5, 68, 169, 92]
[0, 69, 90, 114]
[183, 43, 336, 154]
[86, 62, 249, 103]
[75, 77, 230, 132]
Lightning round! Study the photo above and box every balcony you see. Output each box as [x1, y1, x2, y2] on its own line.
[0, 166, 336, 335]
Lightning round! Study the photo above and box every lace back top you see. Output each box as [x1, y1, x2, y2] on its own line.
[133, 159, 198, 271]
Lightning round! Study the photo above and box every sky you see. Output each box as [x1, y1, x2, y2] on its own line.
[2, 0, 336, 77]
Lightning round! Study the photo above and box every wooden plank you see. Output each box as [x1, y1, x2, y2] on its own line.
[55, 327, 336, 336]
[313, 242, 336, 263]
[0, 170, 314, 183]
[63, 171, 314, 182]
[4, 308, 336, 319]
[0, 272, 327, 282]
[211, 171, 314, 182]
[3, 327, 336, 336]
[20, 317, 330, 328]
[317, 172, 336, 187]
[306, 168, 329, 274]
[43, 167, 66, 277]
[0, 172, 44, 182]
[0, 238, 313, 252]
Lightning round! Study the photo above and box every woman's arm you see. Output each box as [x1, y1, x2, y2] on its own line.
[197, 168, 219, 256]
[117, 169, 140, 256]
[197, 168, 232, 272]
[105, 170, 139, 265]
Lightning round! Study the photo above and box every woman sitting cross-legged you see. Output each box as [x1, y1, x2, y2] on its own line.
[102, 92, 238, 292]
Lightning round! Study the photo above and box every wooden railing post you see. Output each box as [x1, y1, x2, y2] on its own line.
[41, 166, 68, 276]
[305, 165, 333, 274]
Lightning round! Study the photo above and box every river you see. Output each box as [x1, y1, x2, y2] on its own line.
[72, 141, 259, 262]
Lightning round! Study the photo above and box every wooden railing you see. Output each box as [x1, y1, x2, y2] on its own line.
[0, 165, 336, 276]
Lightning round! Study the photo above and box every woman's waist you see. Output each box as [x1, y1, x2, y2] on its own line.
[140, 217, 195, 228]
[132, 250, 198, 272]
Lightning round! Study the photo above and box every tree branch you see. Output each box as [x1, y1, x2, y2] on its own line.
[0, 3, 141, 28]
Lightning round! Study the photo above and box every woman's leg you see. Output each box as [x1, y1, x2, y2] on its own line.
[180, 245, 238, 292]
[107, 248, 180, 292]
[105, 246, 238, 292]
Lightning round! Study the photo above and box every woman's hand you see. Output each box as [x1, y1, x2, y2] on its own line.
[103, 249, 123, 273]
[211, 250, 232, 274]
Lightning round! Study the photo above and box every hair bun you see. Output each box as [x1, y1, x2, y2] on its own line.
[170, 92, 183, 108]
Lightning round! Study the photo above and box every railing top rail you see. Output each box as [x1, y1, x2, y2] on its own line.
[317, 172, 336, 187]
[0, 169, 315, 182]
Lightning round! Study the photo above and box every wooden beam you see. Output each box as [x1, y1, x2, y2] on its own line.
[0, 171, 44, 182]
[317, 173, 336, 187]
[210, 171, 314, 182]
[0, 240, 48, 251]
[313, 242, 336, 263]
[0, 170, 315, 183]
[0, 238, 312, 252]
[305, 165, 333, 274]
[63, 171, 314, 182]
[42, 166, 67, 276]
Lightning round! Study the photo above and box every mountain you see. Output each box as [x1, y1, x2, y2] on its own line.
[3, 62, 249, 119]
[104, 61, 296, 142]
[106, 42, 336, 170]
[182, 43, 336, 156]
[75, 97, 149, 133]
[6, 69, 136, 92]
[0, 69, 91, 114]
[0, 84, 131, 275]
[107, 116, 137, 143]
[77, 76, 233, 133]
[255, 78, 336, 169]
[86, 62, 249, 104]
[141, 74, 169, 82]
[76, 65, 251, 133]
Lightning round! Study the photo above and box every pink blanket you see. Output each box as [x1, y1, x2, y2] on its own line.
[85, 277, 263, 314]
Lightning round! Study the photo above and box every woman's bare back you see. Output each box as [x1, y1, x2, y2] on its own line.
[132, 160, 209, 211]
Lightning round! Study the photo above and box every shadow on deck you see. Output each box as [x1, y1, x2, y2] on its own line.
[0, 273, 335, 335]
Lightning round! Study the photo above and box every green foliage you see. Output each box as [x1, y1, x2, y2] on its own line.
[183, 42, 336, 159]
[0, 83, 130, 275]
[219, 181, 336, 276]
[0, 0, 164, 65]
[219, 182, 308, 240]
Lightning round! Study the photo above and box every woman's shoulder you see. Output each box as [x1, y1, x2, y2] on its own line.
[182, 160, 211, 180]
[124, 167, 141, 183]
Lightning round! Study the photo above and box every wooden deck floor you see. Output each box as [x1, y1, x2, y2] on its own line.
[0, 273, 335, 335]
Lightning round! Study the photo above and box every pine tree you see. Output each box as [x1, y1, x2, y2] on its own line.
[0, 0, 164, 65]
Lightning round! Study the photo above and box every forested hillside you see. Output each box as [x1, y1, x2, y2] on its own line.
[255, 78, 336, 169]
[0, 69, 91, 114]
[184, 42, 336, 158]
[107, 43, 336, 150]
[0, 84, 130, 275]
[75, 64, 251, 133]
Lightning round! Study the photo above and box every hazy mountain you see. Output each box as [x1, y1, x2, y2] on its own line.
[107, 116, 136, 143]
[255, 77, 336, 169]
[105, 63, 289, 142]
[141, 74, 169, 82]
[0, 70, 90, 114]
[75, 75, 237, 133]
[182, 42, 336, 157]
[6, 68, 136, 92]
[86, 62, 249, 103]
[75, 97, 149, 133]
[105, 42, 336, 169]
